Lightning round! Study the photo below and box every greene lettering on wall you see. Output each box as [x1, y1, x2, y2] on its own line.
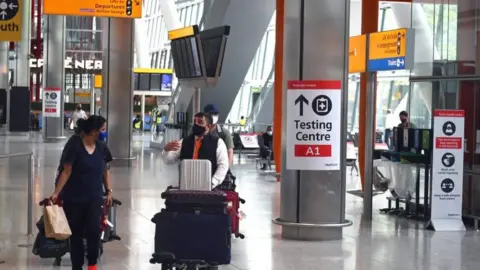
[29, 58, 102, 70]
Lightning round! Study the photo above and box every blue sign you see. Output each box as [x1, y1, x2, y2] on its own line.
[367, 57, 406, 71]
[161, 74, 173, 91]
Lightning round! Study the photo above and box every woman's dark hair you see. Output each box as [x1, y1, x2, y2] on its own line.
[77, 115, 106, 134]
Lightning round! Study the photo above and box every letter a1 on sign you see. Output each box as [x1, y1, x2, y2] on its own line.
[286, 80, 342, 170]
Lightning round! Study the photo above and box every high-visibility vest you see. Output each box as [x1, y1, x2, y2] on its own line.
[239, 119, 246, 126]
[134, 121, 141, 129]
[156, 115, 162, 124]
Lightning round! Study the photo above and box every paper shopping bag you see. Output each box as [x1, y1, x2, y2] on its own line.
[43, 204, 72, 240]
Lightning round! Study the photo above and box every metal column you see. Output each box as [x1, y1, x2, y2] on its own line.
[0, 43, 9, 130]
[102, 18, 134, 163]
[363, 71, 376, 220]
[0, 43, 8, 90]
[42, 15, 66, 141]
[13, 0, 31, 87]
[275, 0, 351, 241]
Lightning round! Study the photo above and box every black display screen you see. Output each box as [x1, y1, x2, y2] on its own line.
[150, 74, 161, 91]
[201, 37, 223, 77]
[138, 74, 150, 90]
[190, 37, 202, 77]
[133, 73, 139, 89]
[170, 37, 203, 79]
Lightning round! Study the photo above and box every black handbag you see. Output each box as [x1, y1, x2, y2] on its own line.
[32, 216, 69, 259]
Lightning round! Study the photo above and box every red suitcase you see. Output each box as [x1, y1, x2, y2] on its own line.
[224, 191, 245, 239]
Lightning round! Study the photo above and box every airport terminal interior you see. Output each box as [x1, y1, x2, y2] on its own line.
[1, 0, 480, 269]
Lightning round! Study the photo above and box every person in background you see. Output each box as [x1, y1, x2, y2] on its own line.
[384, 109, 397, 149]
[239, 116, 246, 126]
[162, 112, 229, 188]
[133, 114, 143, 133]
[70, 104, 87, 130]
[204, 104, 234, 164]
[51, 115, 113, 270]
[398, 111, 416, 129]
[259, 126, 274, 170]
[30, 110, 39, 131]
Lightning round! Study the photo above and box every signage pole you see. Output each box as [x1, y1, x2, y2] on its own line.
[90, 74, 95, 115]
[363, 70, 375, 220]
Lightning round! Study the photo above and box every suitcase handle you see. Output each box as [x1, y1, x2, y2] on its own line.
[112, 198, 122, 206]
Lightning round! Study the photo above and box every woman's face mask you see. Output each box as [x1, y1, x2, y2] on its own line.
[98, 131, 108, 141]
[267, 131, 273, 136]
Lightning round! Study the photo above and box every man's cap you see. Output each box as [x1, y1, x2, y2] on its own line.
[204, 104, 219, 114]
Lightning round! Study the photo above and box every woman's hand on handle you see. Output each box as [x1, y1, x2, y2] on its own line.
[106, 193, 113, 206]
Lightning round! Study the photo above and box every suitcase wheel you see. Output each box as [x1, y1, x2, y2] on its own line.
[240, 198, 246, 204]
[110, 234, 121, 241]
[53, 257, 61, 266]
[235, 233, 245, 239]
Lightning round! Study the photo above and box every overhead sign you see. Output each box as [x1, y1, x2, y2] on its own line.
[43, 87, 61, 117]
[349, 35, 366, 73]
[429, 109, 465, 231]
[286, 80, 342, 170]
[168, 25, 198, 40]
[367, 28, 414, 71]
[30, 58, 102, 70]
[0, 0, 22, 41]
[43, 0, 142, 18]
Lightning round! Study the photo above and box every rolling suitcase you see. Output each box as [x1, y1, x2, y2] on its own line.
[180, 159, 212, 191]
[152, 190, 231, 268]
[224, 191, 245, 239]
[152, 210, 231, 267]
[161, 189, 227, 214]
[101, 198, 122, 243]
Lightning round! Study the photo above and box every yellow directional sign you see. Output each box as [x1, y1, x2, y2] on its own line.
[348, 35, 366, 73]
[168, 26, 198, 40]
[43, 0, 142, 19]
[0, 0, 22, 41]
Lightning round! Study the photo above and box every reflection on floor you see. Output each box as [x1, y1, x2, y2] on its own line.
[0, 134, 478, 269]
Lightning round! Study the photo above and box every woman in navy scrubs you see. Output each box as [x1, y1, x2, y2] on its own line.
[51, 115, 113, 270]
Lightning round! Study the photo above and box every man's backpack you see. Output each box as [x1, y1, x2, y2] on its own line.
[216, 125, 226, 142]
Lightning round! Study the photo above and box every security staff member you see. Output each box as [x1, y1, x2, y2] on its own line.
[162, 112, 229, 187]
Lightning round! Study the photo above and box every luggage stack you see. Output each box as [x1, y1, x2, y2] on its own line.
[33, 197, 122, 266]
[150, 160, 246, 270]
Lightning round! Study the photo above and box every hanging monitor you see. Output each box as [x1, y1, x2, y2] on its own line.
[168, 25, 230, 88]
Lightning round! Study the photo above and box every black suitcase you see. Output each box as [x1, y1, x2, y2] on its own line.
[162, 189, 228, 214]
[152, 210, 231, 266]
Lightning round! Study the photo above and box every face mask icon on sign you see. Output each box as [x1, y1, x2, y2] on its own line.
[446, 124, 453, 134]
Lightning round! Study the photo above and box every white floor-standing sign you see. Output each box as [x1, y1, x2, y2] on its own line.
[43, 87, 61, 118]
[286, 80, 341, 170]
[428, 109, 465, 231]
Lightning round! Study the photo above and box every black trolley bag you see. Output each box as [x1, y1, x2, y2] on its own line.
[150, 188, 232, 268]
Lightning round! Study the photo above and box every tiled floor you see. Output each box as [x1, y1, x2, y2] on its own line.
[0, 133, 479, 269]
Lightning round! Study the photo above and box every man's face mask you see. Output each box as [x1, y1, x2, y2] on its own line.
[267, 131, 273, 136]
[211, 115, 219, 124]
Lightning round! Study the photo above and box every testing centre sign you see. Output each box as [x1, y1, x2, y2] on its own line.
[367, 28, 414, 71]
[286, 80, 341, 171]
[429, 110, 465, 231]
[43, 87, 61, 118]
[43, 0, 142, 18]
[0, 0, 22, 42]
